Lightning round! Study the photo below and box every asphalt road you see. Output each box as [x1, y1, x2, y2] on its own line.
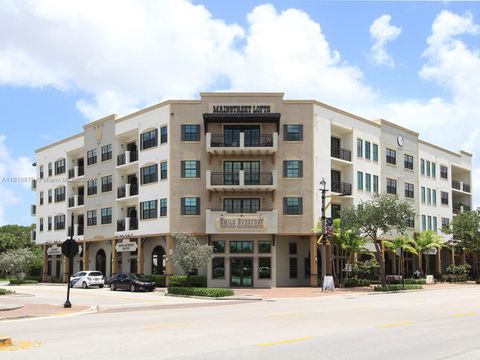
[2, 286, 480, 359]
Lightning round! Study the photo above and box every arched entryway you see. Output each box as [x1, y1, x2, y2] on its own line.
[96, 249, 107, 275]
[152, 246, 166, 275]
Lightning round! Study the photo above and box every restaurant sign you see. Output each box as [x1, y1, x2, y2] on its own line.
[211, 104, 271, 114]
[215, 214, 267, 232]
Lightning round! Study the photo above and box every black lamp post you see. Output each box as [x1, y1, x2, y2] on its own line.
[319, 178, 328, 283]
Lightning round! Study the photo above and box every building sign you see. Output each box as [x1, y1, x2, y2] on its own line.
[115, 240, 138, 252]
[215, 215, 267, 232]
[47, 246, 62, 256]
[211, 104, 271, 114]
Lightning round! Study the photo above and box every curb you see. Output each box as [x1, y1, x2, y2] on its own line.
[0, 304, 24, 312]
[0, 305, 97, 323]
[165, 293, 262, 301]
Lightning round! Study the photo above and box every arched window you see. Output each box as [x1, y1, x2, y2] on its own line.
[96, 249, 107, 275]
[152, 246, 166, 275]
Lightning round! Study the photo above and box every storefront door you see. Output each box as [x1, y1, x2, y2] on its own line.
[230, 258, 253, 287]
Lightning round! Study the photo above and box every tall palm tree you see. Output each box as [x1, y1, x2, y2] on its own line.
[414, 230, 445, 275]
[384, 236, 417, 275]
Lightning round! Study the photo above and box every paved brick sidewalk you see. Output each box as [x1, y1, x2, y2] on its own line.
[0, 303, 90, 321]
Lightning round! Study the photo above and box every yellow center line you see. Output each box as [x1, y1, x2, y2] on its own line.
[452, 312, 477, 317]
[257, 336, 313, 347]
[266, 311, 304, 318]
[378, 321, 415, 329]
[140, 323, 193, 331]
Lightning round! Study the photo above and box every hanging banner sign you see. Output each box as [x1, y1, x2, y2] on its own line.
[47, 246, 62, 256]
[115, 240, 138, 252]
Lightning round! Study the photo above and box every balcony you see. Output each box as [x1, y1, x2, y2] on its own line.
[206, 170, 277, 192]
[452, 180, 471, 194]
[67, 166, 85, 180]
[116, 217, 139, 233]
[206, 209, 278, 234]
[206, 132, 278, 155]
[117, 151, 138, 168]
[330, 147, 352, 162]
[453, 203, 471, 215]
[31, 179, 36, 191]
[31, 204, 36, 216]
[116, 183, 139, 201]
[68, 195, 84, 208]
[331, 182, 352, 195]
[77, 224, 84, 236]
[117, 219, 125, 232]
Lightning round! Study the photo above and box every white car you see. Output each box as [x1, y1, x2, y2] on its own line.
[70, 271, 105, 289]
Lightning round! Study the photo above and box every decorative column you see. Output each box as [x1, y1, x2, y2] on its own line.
[83, 242, 89, 271]
[138, 238, 144, 274]
[112, 239, 118, 274]
[309, 235, 318, 287]
[63, 255, 70, 283]
[165, 235, 174, 287]
[451, 246, 455, 266]
[42, 245, 49, 282]
[435, 248, 442, 274]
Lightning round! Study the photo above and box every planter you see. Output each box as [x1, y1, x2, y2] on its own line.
[15, 272, 26, 280]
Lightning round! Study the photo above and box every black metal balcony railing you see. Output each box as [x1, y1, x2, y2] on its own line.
[130, 151, 138, 162]
[117, 153, 126, 166]
[130, 183, 139, 196]
[78, 196, 84, 206]
[78, 166, 84, 177]
[211, 172, 240, 185]
[210, 172, 273, 186]
[68, 197, 75, 208]
[117, 219, 125, 232]
[210, 134, 274, 148]
[68, 169, 75, 179]
[452, 180, 461, 190]
[331, 181, 352, 195]
[129, 217, 138, 230]
[117, 186, 126, 198]
[331, 147, 352, 162]
[77, 225, 84, 236]
[245, 172, 273, 185]
[464, 205, 471, 211]
[463, 183, 471, 193]
[453, 204, 461, 214]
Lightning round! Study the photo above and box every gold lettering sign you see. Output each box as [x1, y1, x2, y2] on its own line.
[215, 215, 267, 232]
[211, 104, 272, 114]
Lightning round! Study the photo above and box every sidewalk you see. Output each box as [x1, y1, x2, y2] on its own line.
[0, 302, 91, 321]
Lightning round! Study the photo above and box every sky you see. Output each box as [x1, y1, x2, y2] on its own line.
[0, 0, 479, 226]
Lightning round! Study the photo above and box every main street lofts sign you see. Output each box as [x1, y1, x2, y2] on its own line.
[211, 104, 272, 114]
[216, 214, 267, 232]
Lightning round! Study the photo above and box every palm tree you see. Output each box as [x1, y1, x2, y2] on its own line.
[384, 236, 417, 275]
[414, 230, 445, 275]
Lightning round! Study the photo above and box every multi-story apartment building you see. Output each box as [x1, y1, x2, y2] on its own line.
[31, 92, 473, 288]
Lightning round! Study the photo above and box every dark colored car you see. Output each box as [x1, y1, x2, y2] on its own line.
[109, 273, 155, 292]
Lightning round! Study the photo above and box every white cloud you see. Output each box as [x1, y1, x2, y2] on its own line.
[369, 14, 402, 67]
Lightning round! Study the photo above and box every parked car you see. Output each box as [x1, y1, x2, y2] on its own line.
[109, 273, 155, 292]
[70, 271, 105, 289]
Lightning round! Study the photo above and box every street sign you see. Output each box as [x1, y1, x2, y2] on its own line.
[115, 240, 137, 252]
[62, 239, 79, 257]
[47, 246, 62, 256]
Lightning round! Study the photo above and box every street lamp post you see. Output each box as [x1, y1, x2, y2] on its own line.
[319, 178, 328, 284]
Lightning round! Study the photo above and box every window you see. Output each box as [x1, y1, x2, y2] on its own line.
[284, 125, 303, 141]
[373, 175, 379, 193]
[160, 161, 168, 180]
[365, 173, 371, 192]
[87, 149, 97, 165]
[140, 200, 158, 219]
[386, 178, 397, 195]
[259, 257, 271, 279]
[433, 217, 438, 232]
[386, 148, 396, 165]
[432, 189, 437, 206]
[421, 159, 425, 175]
[87, 210, 97, 226]
[441, 191, 448, 205]
[331, 204, 341, 219]
[212, 258, 225, 279]
[54, 215, 65, 230]
[404, 154, 414, 170]
[405, 183, 414, 198]
[48, 216, 52, 231]
[160, 126, 168, 144]
[54, 187, 65, 202]
[357, 171, 363, 190]
[181, 197, 200, 215]
[289, 257, 298, 279]
[440, 165, 448, 179]
[258, 241, 271, 253]
[442, 217, 449, 229]
[101, 207, 112, 224]
[160, 198, 167, 216]
[141, 164, 158, 184]
[427, 188, 431, 205]
[55, 159, 65, 175]
[181, 160, 200, 178]
[230, 241, 253, 253]
[357, 139, 363, 158]
[48, 189, 52, 203]
[101, 144, 112, 161]
[48, 162, 53, 177]
[428, 215, 432, 230]
[101, 175, 112, 192]
[426, 161, 431, 177]
[373, 144, 379, 161]
[39, 165, 44, 179]
[283, 197, 302, 215]
[365, 141, 371, 160]
[87, 179, 97, 195]
[181, 124, 200, 141]
[289, 242, 297, 255]
[407, 215, 415, 228]
[40, 191, 44, 205]
[212, 241, 225, 253]
[432, 162, 436, 178]
[283, 160, 303, 178]
[421, 187, 426, 203]
[422, 215, 426, 231]
[141, 129, 158, 150]
[39, 218, 44, 232]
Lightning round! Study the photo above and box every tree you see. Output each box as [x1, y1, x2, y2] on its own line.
[0, 248, 39, 276]
[172, 233, 213, 276]
[383, 236, 417, 275]
[0, 224, 34, 253]
[450, 211, 480, 277]
[414, 230, 445, 275]
[332, 218, 368, 271]
[340, 193, 415, 287]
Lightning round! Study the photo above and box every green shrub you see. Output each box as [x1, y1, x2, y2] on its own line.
[9, 279, 38, 285]
[168, 287, 234, 298]
[169, 275, 207, 287]
[343, 278, 371, 288]
[374, 284, 423, 292]
[476, 278, 480, 284]
[446, 264, 471, 276]
[404, 278, 426, 285]
[145, 275, 166, 287]
[0, 288, 15, 295]
[442, 274, 468, 283]
[25, 275, 41, 282]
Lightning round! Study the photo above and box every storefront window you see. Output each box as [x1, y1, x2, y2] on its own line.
[258, 241, 271, 253]
[230, 241, 253, 253]
[212, 258, 225, 279]
[212, 241, 225, 253]
[258, 257, 271, 279]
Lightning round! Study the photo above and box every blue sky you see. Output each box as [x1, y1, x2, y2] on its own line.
[0, 0, 479, 225]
